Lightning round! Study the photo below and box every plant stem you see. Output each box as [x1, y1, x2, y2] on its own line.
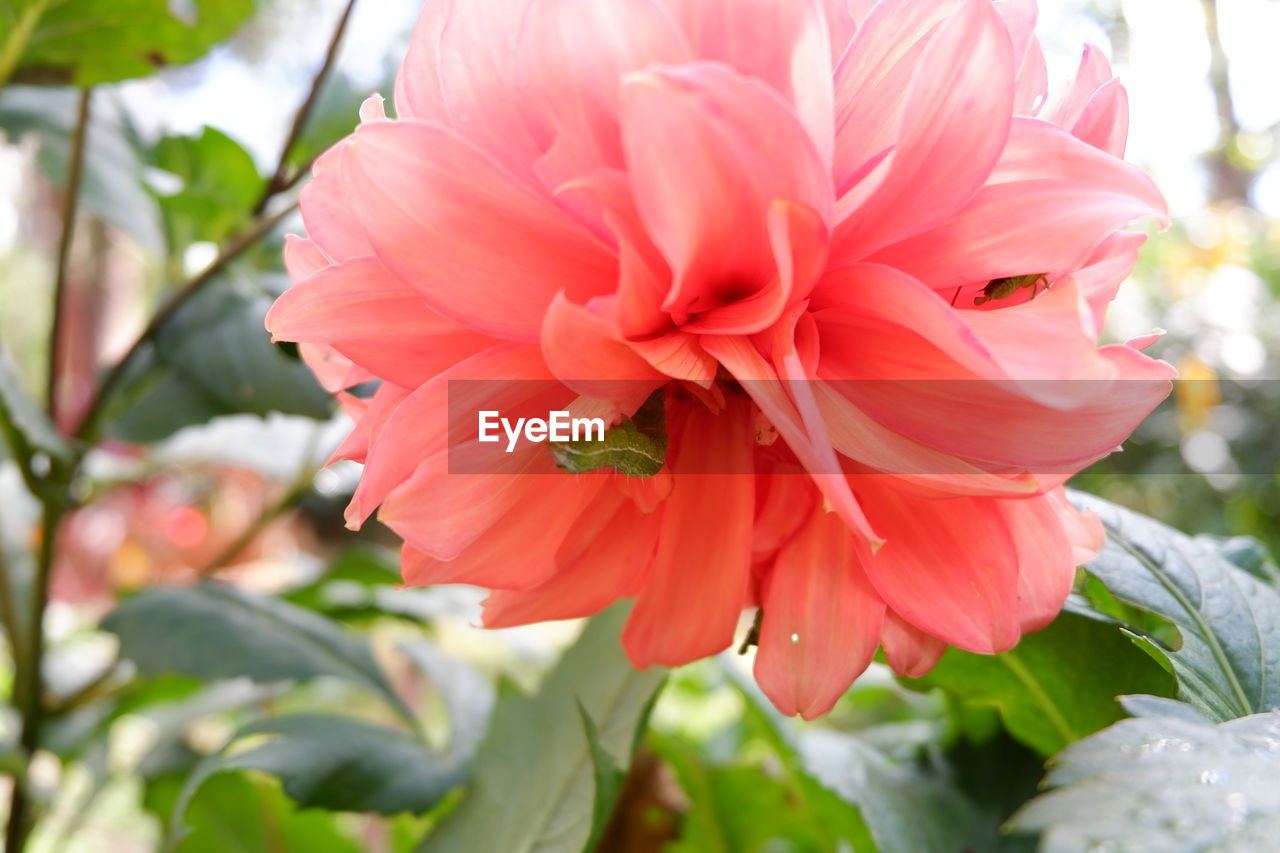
[251, 0, 358, 216]
[200, 457, 319, 575]
[71, 201, 298, 446]
[5, 500, 65, 852]
[46, 88, 92, 425]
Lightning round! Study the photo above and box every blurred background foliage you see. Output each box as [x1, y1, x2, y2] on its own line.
[0, 0, 1278, 851]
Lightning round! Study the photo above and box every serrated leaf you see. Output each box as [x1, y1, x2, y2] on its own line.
[1074, 492, 1280, 721]
[550, 390, 667, 477]
[418, 603, 666, 853]
[10, 0, 257, 86]
[101, 582, 412, 721]
[903, 612, 1175, 755]
[1010, 707, 1280, 852]
[168, 712, 464, 844]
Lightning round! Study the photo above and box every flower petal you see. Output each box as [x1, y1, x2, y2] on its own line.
[620, 63, 832, 328]
[856, 481, 1022, 654]
[341, 121, 617, 341]
[833, 0, 1014, 260]
[868, 118, 1165, 290]
[755, 508, 885, 719]
[623, 397, 756, 667]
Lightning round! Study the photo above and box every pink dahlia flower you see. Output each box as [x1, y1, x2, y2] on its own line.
[267, 0, 1174, 718]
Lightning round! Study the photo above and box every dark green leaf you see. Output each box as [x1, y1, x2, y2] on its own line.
[903, 612, 1175, 756]
[151, 127, 261, 255]
[0, 86, 163, 249]
[169, 713, 464, 839]
[418, 603, 666, 853]
[1074, 492, 1280, 720]
[1009, 706, 1280, 852]
[106, 274, 331, 442]
[101, 582, 412, 721]
[11, 0, 257, 86]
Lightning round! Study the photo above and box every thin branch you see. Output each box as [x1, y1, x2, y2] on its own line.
[6, 501, 65, 853]
[251, 0, 358, 216]
[47, 88, 92, 425]
[0, 514, 27, 667]
[200, 428, 323, 575]
[71, 201, 299, 446]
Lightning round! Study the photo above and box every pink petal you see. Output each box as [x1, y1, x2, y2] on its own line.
[399, 472, 607, 590]
[833, 0, 1014, 260]
[831, 0, 960, 190]
[623, 397, 756, 667]
[1071, 77, 1129, 157]
[394, 0, 452, 122]
[516, 0, 692, 187]
[856, 482, 1022, 654]
[346, 343, 552, 527]
[435, 0, 544, 183]
[702, 333, 882, 546]
[620, 64, 832, 329]
[661, 0, 836, 167]
[868, 118, 1166, 290]
[329, 380, 411, 466]
[881, 611, 946, 678]
[482, 501, 660, 626]
[1000, 493, 1078, 633]
[540, 292, 666, 400]
[341, 121, 617, 341]
[282, 234, 329, 279]
[300, 146, 372, 261]
[755, 508, 885, 719]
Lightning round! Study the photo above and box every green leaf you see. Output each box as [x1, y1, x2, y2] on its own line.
[800, 729, 985, 853]
[0, 348, 71, 466]
[550, 390, 667, 477]
[418, 603, 666, 853]
[1202, 534, 1280, 585]
[101, 582, 412, 721]
[902, 612, 1175, 756]
[11, 0, 257, 86]
[151, 127, 262, 256]
[168, 713, 465, 841]
[578, 701, 624, 852]
[147, 770, 362, 853]
[1074, 492, 1280, 721]
[1009, 705, 1280, 852]
[0, 86, 163, 249]
[106, 274, 331, 442]
[653, 733, 871, 853]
